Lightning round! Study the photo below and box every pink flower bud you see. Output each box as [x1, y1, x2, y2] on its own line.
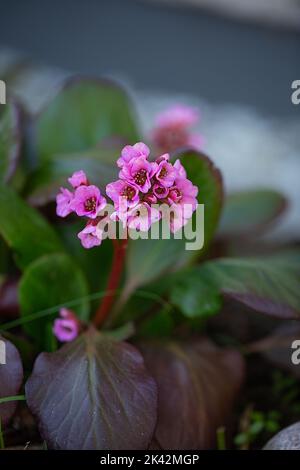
[53, 308, 80, 342]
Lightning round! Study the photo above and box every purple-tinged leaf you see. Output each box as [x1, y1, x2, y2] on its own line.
[0, 278, 19, 318]
[141, 339, 244, 449]
[0, 335, 23, 425]
[254, 324, 300, 378]
[26, 327, 157, 450]
[200, 253, 300, 319]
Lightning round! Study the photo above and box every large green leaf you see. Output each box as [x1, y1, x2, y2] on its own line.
[125, 234, 186, 294]
[125, 151, 223, 292]
[0, 185, 62, 269]
[26, 327, 157, 449]
[219, 189, 287, 238]
[0, 101, 21, 183]
[24, 150, 118, 207]
[35, 78, 139, 162]
[200, 253, 300, 319]
[19, 253, 89, 348]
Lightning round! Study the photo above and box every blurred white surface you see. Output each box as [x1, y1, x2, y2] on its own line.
[145, 0, 300, 30]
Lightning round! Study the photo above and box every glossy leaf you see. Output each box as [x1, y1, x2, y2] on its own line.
[0, 335, 23, 425]
[35, 78, 139, 162]
[200, 253, 300, 319]
[179, 150, 223, 250]
[58, 221, 113, 298]
[0, 101, 21, 183]
[219, 189, 287, 238]
[0, 185, 62, 269]
[170, 269, 222, 318]
[26, 327, 157, 449]
[19, 253, 89, 348]
[24, 147, 119, 207]
[141, 340, 244, 449]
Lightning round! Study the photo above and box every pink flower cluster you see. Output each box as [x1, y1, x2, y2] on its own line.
[107, 142, 198, 233]
[53, 308, 81, 342]
[56, 142, 198, 248]
[152, 105, 204, 153]
[56, 170, 107, 249]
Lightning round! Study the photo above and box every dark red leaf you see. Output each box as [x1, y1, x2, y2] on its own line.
[26, 327, 157, 449]
[141, 339, 245, 450]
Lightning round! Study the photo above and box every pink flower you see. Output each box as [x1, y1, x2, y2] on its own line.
[117, 142, 150, 168]
[174, 159, 187, 179]
[153, 183, 169, 199]
[168, 177, 198, 210]
[53, 308, 80, 342]
[124, 202, 160, 231]
[56, 187, 74, 217]
[155, 157, 177, 188]
[167, 176, 198, 232]
[120, 156, 157, 193]
[169, 203, 193, 233]
[166, 164, 198, 233]
[70, 185, 106, 219]
[78, 221, 103, 249]
[68, 170, 88, 188]
[152, 105, 204, 153]
[142, 192, 158, 204]
[156, 105, 199, 128]
[106, 179, 139, 210]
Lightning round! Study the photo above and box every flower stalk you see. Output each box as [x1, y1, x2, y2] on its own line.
[93, 237, 128, 328]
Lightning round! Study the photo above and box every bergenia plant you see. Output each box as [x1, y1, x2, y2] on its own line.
[55, 143, 198, 332]
[0, 78, 299, 451]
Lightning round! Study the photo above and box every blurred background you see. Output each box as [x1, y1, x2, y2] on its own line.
[0, 0, 299, 238]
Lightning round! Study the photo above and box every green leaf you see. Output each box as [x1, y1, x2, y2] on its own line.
[0, 335, 23, 426]
[200, 253, 300, 319]
[125, 151, 223, 292]
[138, 308, 175, 338]
[141, 340, 244, 449]
[179, 150, 223, 250]
[26, 327, 157, 449]
[219, 189, 287, 238]
[19, 253, 89, 348]
[24, 147, 118, 207]
[35, 78, 139, 162]
[125, 234, 186, 293]
[170, 269, 222, 318]
[0, 185, 62, 269]
[0, 101, 21, 183]
[57, 221, 113, 296]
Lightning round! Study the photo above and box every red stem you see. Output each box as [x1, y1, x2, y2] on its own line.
[93, 237, 128, 328]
